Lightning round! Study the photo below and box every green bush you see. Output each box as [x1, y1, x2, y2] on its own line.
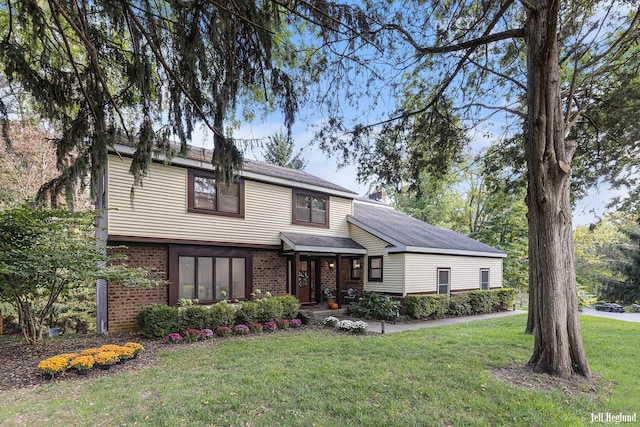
[256, 297, 284, 323]
[235, 301, 259, 325]
[402, 295, 449, 319]
[296, 310, 315, 325]
[279, 295, 300, 320]
[180, 306, 211, 330]
[209, 300, 236, 329]
[448, 294, 472, 317]
[468, 291, 495, 314]
[136, 304, 181, 338]
[494, 288, 516, 310]
[353, 292, 399, 320]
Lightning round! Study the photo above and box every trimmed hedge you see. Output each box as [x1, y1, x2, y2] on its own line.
[209, 301, 236, 329]
[402, 295, 449, 319]
[136, 296, 301, 338]
[402, 289, 516, 320]
[136, 304, 181, 338]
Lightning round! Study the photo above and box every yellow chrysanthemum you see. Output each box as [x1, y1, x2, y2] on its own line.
[80, 348, 100, 356]
[37, 356, 69, 374]
[93, 351, 119, 366]
[69, 355, 95, 370]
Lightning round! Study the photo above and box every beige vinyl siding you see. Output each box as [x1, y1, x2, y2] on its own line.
[107, 156, 352, 245]
[404, 253, 503, 294]
[349, 224, 405, 294]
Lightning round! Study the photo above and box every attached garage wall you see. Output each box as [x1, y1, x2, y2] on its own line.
[404, 253, 503, 294]
[349, 224, 405, 294]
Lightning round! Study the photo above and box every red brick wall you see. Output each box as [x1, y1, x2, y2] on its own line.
[252, 250, 287, 295]
[107, 244, 168, 333]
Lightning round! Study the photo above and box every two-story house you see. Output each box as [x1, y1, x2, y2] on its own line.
[96, 143, 506, 333]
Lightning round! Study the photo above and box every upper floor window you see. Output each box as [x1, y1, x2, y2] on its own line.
[292, 189, 329, 227]
[188, 169, 244, 217]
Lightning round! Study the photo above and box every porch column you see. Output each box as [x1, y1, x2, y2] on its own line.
[292, 251, 300, 298]
[336, 254, 343, 306]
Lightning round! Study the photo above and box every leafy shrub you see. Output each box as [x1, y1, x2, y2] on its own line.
[216, 326, 232, 337]
[494, 288, 516, 310]
[235, 301, 259, 325]
[448, 294, 472, 317]
[234, 324, 250, 335]
[256, 297, 284, 323]
[323, 316, 339, 327]
[277, 319, 290, 329]
[263, 321, 278, 332]
[180, 306, 211, 330]
[279, 295, 300, 320]
[468, 291, 495, 314]
[209, 300, 236, 329]
[249, 323, 263, 333]
[402, 295, 449, 319]
[296, 310, 315, 325]
[353, 292, 399, 320]
[136, 304, 181, 338]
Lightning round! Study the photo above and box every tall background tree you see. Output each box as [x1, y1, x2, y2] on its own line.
[276, 0, 640, 378]
[0, 0, 308, 203]
[262, 130, 306, 169]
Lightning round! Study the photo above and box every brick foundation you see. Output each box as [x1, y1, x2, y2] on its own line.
[107, 244, 169, 333]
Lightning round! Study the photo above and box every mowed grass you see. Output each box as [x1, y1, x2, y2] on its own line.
[1, 314, 638, 426]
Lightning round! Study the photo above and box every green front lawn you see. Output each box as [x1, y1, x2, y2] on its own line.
[1, 314, 638, 426]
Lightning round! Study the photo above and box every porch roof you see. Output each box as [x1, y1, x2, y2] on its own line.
[280, 232, 367, 255]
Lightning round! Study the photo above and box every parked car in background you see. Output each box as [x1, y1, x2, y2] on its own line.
[594, 303, 625, 313]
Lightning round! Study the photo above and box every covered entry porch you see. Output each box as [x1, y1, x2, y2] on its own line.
[280, 232, 366, 307]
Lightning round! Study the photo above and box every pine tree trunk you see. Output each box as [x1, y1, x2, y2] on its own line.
[524, 0, 590, 378]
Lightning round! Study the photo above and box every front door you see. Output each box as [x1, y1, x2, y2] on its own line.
[297, 259, 317, 304]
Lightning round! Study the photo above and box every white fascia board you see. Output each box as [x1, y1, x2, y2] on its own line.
[110, 143, 357, 199]
[347, 216, 405, 249]
[280, 233, 367, 255]
[387, 246, 508, 258]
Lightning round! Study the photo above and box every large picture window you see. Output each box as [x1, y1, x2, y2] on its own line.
[368, 256, 383, 282]
[292, 189, 329, 226]
[188, 169, 244, 217]
[169, 246, 251, 305]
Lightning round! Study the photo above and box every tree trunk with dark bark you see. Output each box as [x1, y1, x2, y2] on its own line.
[524, 0, 591, 378]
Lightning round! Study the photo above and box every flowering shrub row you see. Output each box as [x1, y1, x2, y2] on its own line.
[37, 342, 145, 378]
[137, 294, 302, 338]
[162, 319, 303, 344]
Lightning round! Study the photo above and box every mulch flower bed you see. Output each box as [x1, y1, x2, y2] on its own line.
[0, 333, 166, 393]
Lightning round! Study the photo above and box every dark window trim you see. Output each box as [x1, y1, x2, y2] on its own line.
[168, 245, 252, 306]
[437, 267, 451, 295]
[350, 258, 362, 280]
[291, 188, 330, 228]
[480, 268, 490, 291]
[187, 169, 245, 218]
[368, 256, 383, 282]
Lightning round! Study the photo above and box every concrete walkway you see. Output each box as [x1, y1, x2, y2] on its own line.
[351, 310, 527, 334]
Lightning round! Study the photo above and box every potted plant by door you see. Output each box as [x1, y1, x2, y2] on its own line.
[323, 288, 336, 308]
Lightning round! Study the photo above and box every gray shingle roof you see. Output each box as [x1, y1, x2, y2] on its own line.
[349, 201, 506, 257]
[182, 145, 357, 195]
[281, 232, 367, 254]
